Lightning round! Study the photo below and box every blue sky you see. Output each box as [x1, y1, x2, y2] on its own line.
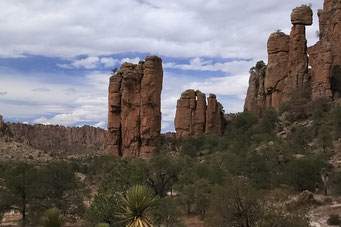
[0, 0, 323, 132]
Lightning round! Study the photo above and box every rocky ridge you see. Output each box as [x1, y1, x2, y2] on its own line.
[174, 89, 225, 139]
[107, 56, 163, 159]
[0, 115, 107, 160]
[245, 2, 341, 116]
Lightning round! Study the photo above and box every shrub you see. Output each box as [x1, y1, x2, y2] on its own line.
[40, 208, 63, 227]
[327, 214, 341, 225]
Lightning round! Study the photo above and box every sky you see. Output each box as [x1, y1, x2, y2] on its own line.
[0, 0, 323, 132]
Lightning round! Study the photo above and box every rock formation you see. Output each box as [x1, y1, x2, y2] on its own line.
[107, 56, 163, 159]
[0, 115, 3, 130]
[308, 0, 341, 100]
[174, 90, 224, 139]
[265, 5, 312, 109]
[244, 62, 267, 118]
[5, 123, 107, 155]
[245, 5, 315, 115]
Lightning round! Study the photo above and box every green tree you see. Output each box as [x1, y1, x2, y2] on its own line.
[205, 177, 261, 227]
[118, 185, 158, 227]
[86, 158, 145, 226]
[36, 161, 86, 219]
[153, 197, 184, 227]
[0, 163, 38, 226]
[317, 124, 333, 152]
[40, 208, 63, 227]
[283, 156, 327, 191]
[331, 105, 341, 138]
[145, 152, 182, 197]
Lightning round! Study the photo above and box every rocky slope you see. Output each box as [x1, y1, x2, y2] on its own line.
[174, 89, 225, 139]
[107, 56, 163, 159]
[0, 115, 107, 159]
[245, 1, 341, 116]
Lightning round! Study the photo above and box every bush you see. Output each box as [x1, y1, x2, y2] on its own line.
[283, 156, 327, 191]
[327, 214, 341, 225]
[40, 208, 63, 227]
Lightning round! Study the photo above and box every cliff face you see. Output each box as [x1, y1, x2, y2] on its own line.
[107, 56, 163, 159]
[308, 0, 341, 100]
[4, 122, 107, 155]
[245, 2, 341, 116]
[244, 62, 267, 118]
[174, 90, 224, 139]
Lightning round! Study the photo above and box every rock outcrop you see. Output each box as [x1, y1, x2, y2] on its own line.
[107, 56, 163, 159]
[308, 0, 341, 100]
[244, 62, 267, 118]
[174, 90, 224, 139]
[6, 123, 107, 155]
[245, 5, 313, 115]
[245, 1, 341, 117]
[0, 115, 4, 134]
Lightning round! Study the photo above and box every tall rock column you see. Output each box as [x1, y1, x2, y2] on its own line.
[265, 32, 290, 109]
[205, 94, 224, 135]
[108, 75, 122, 156]
[194, 91, 206, 136]
[174, 90, 197, 139]
[288, 5, 313, 90]
[107, 56, 163, 159]
[174, 90, 224, 139]
[120, 63, 143, 157]
[140, 56, 163, 159]
[0, 115, 3, 129]
[244, 62, 267, 118]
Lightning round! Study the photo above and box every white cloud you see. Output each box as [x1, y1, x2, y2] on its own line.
[0, 71, 110, 127]
[0, 0, 322, 59]
[71, 56, 100, 69]
[120, 57, 141, 64]
[100, 57, 119, 68]
[163, 57, 253, 74]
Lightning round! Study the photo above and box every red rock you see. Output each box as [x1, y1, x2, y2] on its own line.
[244, 62, 267, 118]
[107, 56, 163, 159]
[245, 5, 313, 115]
[175, 90, 224, 139]
[291, 5, 313, 25]
[6, 123, 107, 155]
[205, 94, 224, 135]
[308, 0, 341, 100]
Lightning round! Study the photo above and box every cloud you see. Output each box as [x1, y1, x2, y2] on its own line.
[163, 57, 253, 74]
[100, 57, 119, 68]
[0, 91, 7, 96]
[57, 56, 140, 69]
[120, 57, 141, 64]
[71, 56, 100, 69]
[0, 0, 322, 60]
[32, 87, 50, 92]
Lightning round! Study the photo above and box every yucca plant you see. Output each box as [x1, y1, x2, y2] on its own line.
[118, 185, 158, 227]
[41, 208, 63, 227]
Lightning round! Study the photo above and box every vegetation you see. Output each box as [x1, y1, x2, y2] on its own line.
[40, 208, 63, 227]
[1, 100, 341, 226]
[118, 185, 158, 227]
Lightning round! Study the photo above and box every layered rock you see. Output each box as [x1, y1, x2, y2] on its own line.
[308, 0, 341, 99]
[107, 56, 163, 159]
[5, 123, 107, 155]
[174, 90, 224, 139]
